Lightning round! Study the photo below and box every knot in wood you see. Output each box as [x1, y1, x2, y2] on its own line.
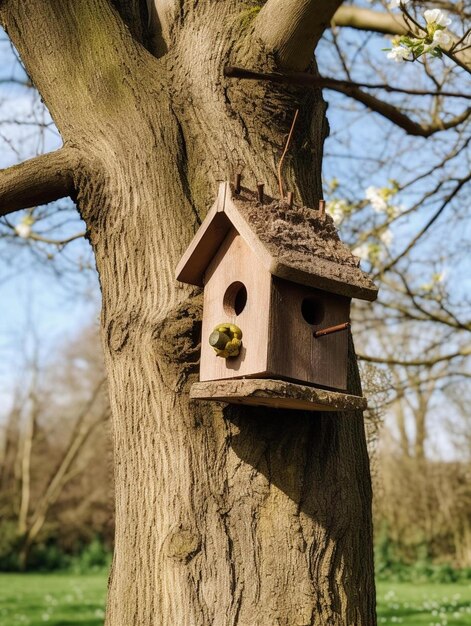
[152, 293, 203, 365]
[107, 317, 131, 353]
[164, 528, 201, 563]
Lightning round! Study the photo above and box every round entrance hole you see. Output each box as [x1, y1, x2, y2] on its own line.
[301, 296, 325, 326]
[223, 281, 247, 316]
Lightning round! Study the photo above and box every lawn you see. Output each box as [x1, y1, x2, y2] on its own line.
[0, 573, 106, 626]
[1, 574, 471, 625]
[377, 582, 471, 625]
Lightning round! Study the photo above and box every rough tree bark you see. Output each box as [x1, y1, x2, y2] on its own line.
[0, 0, 376, 624]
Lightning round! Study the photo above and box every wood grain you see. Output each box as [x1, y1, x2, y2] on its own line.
[190, 378, 367, 412]
[268, 277, 350, 390]
[200, 228, 271, 381]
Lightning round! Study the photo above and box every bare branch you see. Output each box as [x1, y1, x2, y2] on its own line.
[225, 66, 471, 136]
[253, 0, 343, 70]
[22, 381, 108, 552]
[224, 66, 471, 98]
[358, 348, 471, 367]
[28, 231, 86, 246]
[375, 173, 471, 276]
[0, 147, 77, 218]
[332, 86, 471, 137]
[224, 66, 471, 100]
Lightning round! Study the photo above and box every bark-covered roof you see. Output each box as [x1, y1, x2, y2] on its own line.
[176, 183, 378, 301]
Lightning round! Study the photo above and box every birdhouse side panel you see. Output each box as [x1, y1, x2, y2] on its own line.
[199, 229, 271, 381]
[267, 278, 350, 391]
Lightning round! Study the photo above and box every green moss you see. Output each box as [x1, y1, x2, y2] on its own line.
[68, 2, 136, 115]
[239, 5, 262, 29]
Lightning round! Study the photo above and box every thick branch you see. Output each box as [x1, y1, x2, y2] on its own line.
[332, 85, 471, 137]
[253, 0, 344, 70]
[112, 0, 151, 48]
[0, 147, 76, 217]
[333, 6, 407, 35]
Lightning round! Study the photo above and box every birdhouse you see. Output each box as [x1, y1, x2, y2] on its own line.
[176, 182, 378, 412]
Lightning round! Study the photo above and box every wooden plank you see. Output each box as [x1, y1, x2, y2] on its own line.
[200, 228, 271, 381]
[175, 184, 231, 287]
[270, 260, 378, 302]
[267, 278, 350, 390]
[190, 379, 367, 412]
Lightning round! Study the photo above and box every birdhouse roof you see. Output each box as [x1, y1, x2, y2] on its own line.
[176, 182, 378, 301]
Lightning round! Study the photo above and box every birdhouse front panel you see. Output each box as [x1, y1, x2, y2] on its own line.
[267, 278, 350, 391]
[199, 227, 272, 382]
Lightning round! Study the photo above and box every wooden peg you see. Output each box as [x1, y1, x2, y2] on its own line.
[287, 191, 294, 208]
[318, 199, 326, 217]
[234, 172, 242, 194]
[257, 183, 265, 204]
[313, 321, 350, 339]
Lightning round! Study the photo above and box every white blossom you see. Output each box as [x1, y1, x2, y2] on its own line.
[387, 202, 405, 218]
[366, 186, 388, 212]
[387, 46, 410, 62]
[380, 229, 393, 247]
[424, 9, 451, 27]
[15, 222, 32, 238]
[326, 199, 348, 225]
[432, 29, 451, 46]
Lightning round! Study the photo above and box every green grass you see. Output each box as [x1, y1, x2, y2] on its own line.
[1, 574, 471, 625]
[377, 581, 471, 625]
[0, 573, 107, 626]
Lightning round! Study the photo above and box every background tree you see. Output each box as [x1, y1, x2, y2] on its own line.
[0, 324, 111, 571]
[0, 0, 469, 624]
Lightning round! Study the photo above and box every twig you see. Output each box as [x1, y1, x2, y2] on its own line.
[277, 109, 299, 199]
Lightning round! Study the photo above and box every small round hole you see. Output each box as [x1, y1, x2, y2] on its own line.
[223, 282, 247, 316]
[301, 296, 325, 326]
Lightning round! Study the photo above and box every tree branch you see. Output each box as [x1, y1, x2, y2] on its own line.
[224, 66, 471, 136]
[112, 0, 151, 48]
[333, 6, 408, 36]
[224, 66, 471, 98]
[331, 85, 471, 137]
[358, 347, 471, 367]
[253, 0, 344, 70]
[375, 173, 471, 276]
[0, 147, 76, 217]
[332, 6, 471, 72]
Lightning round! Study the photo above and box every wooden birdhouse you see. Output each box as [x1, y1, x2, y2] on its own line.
[176, 182, 378, 412]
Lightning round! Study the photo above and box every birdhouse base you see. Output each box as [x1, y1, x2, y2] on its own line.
[190, 379, 367, 413]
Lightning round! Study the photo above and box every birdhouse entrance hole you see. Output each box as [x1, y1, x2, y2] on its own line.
[223, 281, 247, 316]
[301, 296, 325, 326]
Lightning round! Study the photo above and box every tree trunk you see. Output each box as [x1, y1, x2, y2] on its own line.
[1, 1, 376, 623]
